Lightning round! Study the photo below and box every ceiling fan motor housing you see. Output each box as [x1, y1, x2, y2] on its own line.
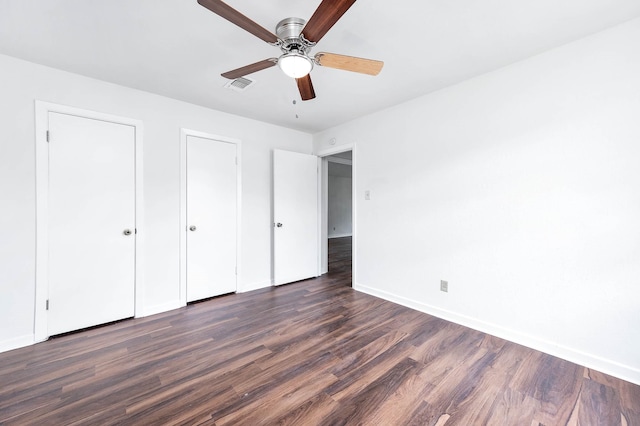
[276, 17, 311, 54]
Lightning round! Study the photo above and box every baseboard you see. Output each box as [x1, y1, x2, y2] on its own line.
[354, 282, 640, 386]
[328, 233, 352, 239]
[0, 334, 34, 354]
[237, 280, 273, 293]
[138, 300, 183, 317]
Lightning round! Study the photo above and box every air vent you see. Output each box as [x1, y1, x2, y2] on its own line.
[224, 77, 256, 92]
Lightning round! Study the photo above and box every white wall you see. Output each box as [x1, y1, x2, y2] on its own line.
[328, 168, 352, 238]
[314, 18, 640, 385]
[0, 53, 312, 351]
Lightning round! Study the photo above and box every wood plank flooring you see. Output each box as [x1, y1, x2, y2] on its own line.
[1, 237, 639, 425]
[329, 236, 352, 275]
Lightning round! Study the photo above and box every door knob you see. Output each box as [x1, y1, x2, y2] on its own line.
[189, 225, 197, 231]
[123, 229, 132, 236]
[276, 223, 283, 228]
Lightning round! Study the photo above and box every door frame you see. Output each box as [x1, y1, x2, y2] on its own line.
[316, 143, 355, 284]
[34, 101, 145, 342]
[179, 128, 241, 305]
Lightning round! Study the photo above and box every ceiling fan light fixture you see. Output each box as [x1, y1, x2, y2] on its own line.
[278, 52, 313, 78]
[202, 0, 382, 101]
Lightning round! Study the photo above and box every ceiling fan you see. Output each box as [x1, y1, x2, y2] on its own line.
[197, 0, 384, 101]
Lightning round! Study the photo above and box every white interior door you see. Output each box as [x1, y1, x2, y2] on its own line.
[48, 112, 135, 335]
[273, 150, 319, 285]
[186, 135, 237, 302]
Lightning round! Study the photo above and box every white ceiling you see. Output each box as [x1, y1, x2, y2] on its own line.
[1, 1, 639, 133]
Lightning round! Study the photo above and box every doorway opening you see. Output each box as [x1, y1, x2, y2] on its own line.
[321, 149, 353, 285]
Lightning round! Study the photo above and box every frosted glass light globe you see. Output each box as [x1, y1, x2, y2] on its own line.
[278, 52, 313, 78]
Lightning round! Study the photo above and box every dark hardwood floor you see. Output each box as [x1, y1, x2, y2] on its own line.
[329, 236, 352, 276]
[1, 237, 639, 425]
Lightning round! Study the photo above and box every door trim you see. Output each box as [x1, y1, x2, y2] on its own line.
[316, 143, 356, 284]
[179, 129, 241, 305]
[34, 101, 145, 342]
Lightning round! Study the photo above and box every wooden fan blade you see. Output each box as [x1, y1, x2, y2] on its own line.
[197, 0, 278, 43]
[296, 75, 316, 101]
[315, 52, 383, 75]
[221, 59, 277, 79]
[302, 0, 357, 43]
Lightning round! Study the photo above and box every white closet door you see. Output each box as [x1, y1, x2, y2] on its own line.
[48, 112, 136, 335]
[273, 150, 319, 285]
[186, 135, 237, 302]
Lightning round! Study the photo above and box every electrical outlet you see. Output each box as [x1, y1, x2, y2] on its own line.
[440, 280, 448, 292]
